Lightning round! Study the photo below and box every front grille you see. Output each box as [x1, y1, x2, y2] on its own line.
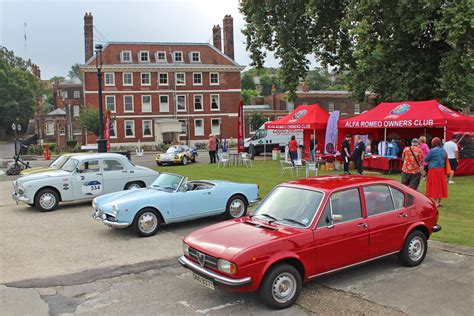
[188, 247, 218, 269]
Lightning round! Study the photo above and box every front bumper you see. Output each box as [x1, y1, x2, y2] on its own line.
[92, 210, 130, 228]
[178, 255, 252, 288]
[11, 192, 30, 204]
[249, 198, 261, 207]
[432, 225, 442, 233]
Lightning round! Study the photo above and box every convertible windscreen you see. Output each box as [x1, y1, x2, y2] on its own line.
[166, 146, 184, 154]
[151, 173, 183, 191]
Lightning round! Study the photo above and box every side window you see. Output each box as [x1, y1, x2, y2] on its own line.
[390, 187, 405, 209]
[330, 188, 362, 223]
[317, 203, 332, 228]
[407, 194, 414, 206]
[103, 159, 124, 171]
[363, 185, 394, 217]
[78, 160, 100, 173]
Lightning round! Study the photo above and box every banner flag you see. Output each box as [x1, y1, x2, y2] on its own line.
[237, 100, 244, 153]
[105, 111, 110, 151]
[324, 111, 340, 154]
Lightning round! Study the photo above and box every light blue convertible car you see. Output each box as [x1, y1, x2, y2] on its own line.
[92, 173, 260, 237]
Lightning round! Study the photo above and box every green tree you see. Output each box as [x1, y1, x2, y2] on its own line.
[78, 107, 115, 137]
[241, 89, 259, 104]
[241, 73, 256, 90]
[248, 111, 267, 131]
[306, 68, 331, 90]
[259, 75, 274, 96]
[68, 63, 83, 80]
[50, 75, 65, 82]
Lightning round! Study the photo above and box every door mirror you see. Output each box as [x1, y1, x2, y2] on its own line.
[332, 214, 343, 222]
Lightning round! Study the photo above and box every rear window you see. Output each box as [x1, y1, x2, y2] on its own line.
[363, 185, 394, 217]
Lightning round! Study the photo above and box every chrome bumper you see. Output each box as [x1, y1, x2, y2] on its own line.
[432, 225, 442, 233]
[92, 211, 130, 228]
[11, 192, 30, 204]
[178, 255, 252, 288]
[249, 198, 261, 207]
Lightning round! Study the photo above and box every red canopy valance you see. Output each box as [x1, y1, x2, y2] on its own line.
[265, 104, 329, 130]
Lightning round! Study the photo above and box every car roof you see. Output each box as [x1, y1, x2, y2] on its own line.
[67, 153, 127, 160]
[285, 175, 399, 192]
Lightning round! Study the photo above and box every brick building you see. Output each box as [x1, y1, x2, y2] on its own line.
[80, 13, 244, 146]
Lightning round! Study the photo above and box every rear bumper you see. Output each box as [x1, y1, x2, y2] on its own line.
[432, 225, 442, 233]
[178, 255, 252, 288]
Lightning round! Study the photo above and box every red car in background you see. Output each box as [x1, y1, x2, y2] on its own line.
[179, 175, 441, 309]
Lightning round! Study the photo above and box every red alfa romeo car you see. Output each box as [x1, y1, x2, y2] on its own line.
[178, 175, 441, 309]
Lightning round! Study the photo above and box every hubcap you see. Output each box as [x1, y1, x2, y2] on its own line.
[272, 272, 297, 304]
[408, 236, 425, 262]
[183, 157, 187, 165]
[229, 198, 245, 218]
[39, 193, 56, 209]
[128, 183, 141, 190]
[138, 212, 158, 234]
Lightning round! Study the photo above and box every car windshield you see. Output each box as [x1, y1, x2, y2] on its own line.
[151, 173, 183, 191]
[61, 158, 79, 172]
[49, 155, 69, 168]
[166, 146, 184, 154]
[252, 186, 324, 227]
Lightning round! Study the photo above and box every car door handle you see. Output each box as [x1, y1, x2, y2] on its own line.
[96, 173, 102, 176]
[357, 223, 368, 228]
[121, 170, 128, 173]
[399, 213, 408, 218]
[202, 192, 211, 195]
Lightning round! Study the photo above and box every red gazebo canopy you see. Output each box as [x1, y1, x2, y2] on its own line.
[265, 104, 329, 130]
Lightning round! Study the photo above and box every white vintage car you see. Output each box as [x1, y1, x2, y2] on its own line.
[12, 153, 159, 212]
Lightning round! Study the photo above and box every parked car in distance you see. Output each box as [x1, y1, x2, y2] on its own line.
[179, 175, 441, 309]
[12, 153, 159, 212]
[92, 172, 260, 237]
[156, 145, 197, 166]
[20, 153, 83, 175]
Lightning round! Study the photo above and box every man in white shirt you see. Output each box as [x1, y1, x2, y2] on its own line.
[443, 136, 459, 184]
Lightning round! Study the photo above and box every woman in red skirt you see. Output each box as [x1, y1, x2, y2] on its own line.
[424, 137, 448, 207]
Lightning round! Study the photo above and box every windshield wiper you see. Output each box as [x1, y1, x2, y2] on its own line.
[252, 213, 278, 222]
[277, 218, 306, 227]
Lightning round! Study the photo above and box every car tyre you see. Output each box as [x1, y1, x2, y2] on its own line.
[35, 188, 59, 212]
[398, 230, 428, 267]
[182, 156, 188, 165]
[156, 162, 162, 166]
[259, 263, 302, 309]
[224, 195, 247, 219]
[133, 208, 161, 237]
[125, 181, 144, 190]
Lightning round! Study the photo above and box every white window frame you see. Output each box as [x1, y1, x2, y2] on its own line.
[354, 103, 360, 114]
[191, 51, 201, 63]
[194, 119, 204, 136]
[121, 51, 132, 62]
[193, 94, 203, 111]
[104, 72, 115, 86]
[73, 128, 82, 135]
[193, 72, 203, 86]
[123, 95, 134, 113]
[142, 120, 153, 137]
[155, 51, 167, 63]
[73, 91, 80, 98]
[179, 120, 188, 136]
[158, 72, 168, 86]
[175, 72, 186, 86]
[46, 122, 55, 135]
[124, 120, 135, 138]
[61, 91, 68, 99]
[159, 95, 169, 112]
[176, 95, 186, 112]
[211, 118, 221, 136]
[209, 72, 219, 85]
[109, 122, 117, 139]
[73, 105, 80, 117]
[328, 102, 335, 112]
[210, 94, 220, 111]
[173, 51, 183, 62]
[141, 72, 151, 86]
[141, 95, 152, 113]
[139, 51, 150, 63]
[123, 72, 133, 86]
[59, 127, 65, 136]
[105, 95, 116, 113]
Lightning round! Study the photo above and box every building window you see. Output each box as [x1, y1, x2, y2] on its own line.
[191, 51, 200, 62]
[123, 73, 133, 86]
[141, 95, 152, 112]
[142, 120, 153, 137]
[158, 72, 168, 86]
[123, 95, 134, 112]
[139, 51, 149, 62]
[159, 95, 169, 112]
[194, 119, 204, 136]
[46, 122, 55, 135]
[59, 127, 65, 136]
[73, 91, 80, 99]
[210, 94, 220, 111]
[175, 73, 185, 86]
[156, 51, 166, 62]
[61, 91, 68, 99]
[193, 73, 202, 85]
[105, 73, 115, 86]
[177, 95, 186, 112]
[124, 120, 135, 138]
[328, 102, 335, 112]
[179, 120, 187, 135]
[211, 119, 221, 135]
[109, 122, 116, 138]
[73, 105, 80, 117]
[354, 103, 360, 114]
[210, 72, 219, 85]
[173, 51, 183, 62]
[73, 128, 82, 135]
[121, 51, 131, 62]
[141, 72, 151, 86]
[106, 96, 116, 112]
[194, 95, 203, 111]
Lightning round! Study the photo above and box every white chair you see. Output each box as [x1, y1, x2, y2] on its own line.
[240, 153, 252, 168]
[293, 160, 306, 176]
[306, 162, 318, 177]
[280, 160, 294, 176]
[217, 153, 230, 168]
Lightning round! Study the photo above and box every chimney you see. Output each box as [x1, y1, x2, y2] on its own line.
[223, 15, 234, 60]
[84, 12, 94, 62]
[212, 25, 222, 51]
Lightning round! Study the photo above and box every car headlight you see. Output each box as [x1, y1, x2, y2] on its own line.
[92, 198, 96, 209]
[182, 242, 189, 256]
[175, 155, 179, 159]
[112, 204, 119, 217]
[217, 259, 237, 274]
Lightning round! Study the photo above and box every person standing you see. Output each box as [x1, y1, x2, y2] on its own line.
[419, 136, 430, 178]
[342, 134, 351, 174]
[353, 135, 366, 175]
[207, 134, 217, 164]
[443, 135, 459, 184]
[288, 135, 298, 166]
[424, 137, 448, 207]
[309, 134, 317, 162]
[401, 138, 424, 190]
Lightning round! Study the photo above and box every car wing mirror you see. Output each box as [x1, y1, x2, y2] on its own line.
[332, 214, 343, 222]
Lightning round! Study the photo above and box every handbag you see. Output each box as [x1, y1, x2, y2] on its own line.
[445, 156, 453, 176]
[409, 146, 424, 175]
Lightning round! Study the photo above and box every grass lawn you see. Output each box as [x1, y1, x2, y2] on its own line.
[155, 160, 474, 247]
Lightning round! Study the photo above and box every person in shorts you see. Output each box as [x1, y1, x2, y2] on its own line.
[443, 135, 459, 184]
[401, 138, 424, 190]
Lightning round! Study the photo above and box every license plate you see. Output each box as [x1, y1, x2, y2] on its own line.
[193, 273, 215, 290]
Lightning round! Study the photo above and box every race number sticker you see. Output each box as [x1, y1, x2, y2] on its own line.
[82, 181, 103, 195]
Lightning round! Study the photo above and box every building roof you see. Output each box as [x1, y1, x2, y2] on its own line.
[243, 104, 271, 110]
[47, 108, 66, 116]
[59, 77, 82, 85]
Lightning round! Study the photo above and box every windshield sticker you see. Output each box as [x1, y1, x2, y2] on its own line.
[302, 218, 309, 225]
[82, 180, 102, 195]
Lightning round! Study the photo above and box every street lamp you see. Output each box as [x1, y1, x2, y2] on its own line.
[95, 44, 107, 152]
[11, 121, 22, 156]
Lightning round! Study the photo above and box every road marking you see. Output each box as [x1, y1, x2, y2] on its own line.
[196, 300, 244, 314]
[0, 170, 4, 176]
[179, 301, 190, 307]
